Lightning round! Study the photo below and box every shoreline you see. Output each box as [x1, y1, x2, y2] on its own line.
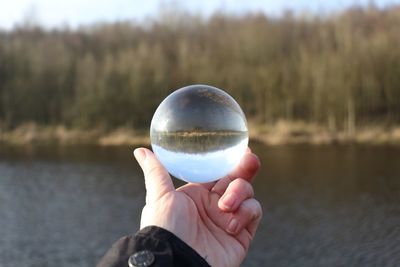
[1, 122, 400, 147]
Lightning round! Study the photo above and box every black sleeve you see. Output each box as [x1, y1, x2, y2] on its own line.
[96, 226, 211, 267]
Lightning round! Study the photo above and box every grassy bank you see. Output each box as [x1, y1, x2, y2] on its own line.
[249, 121, 400, 146]
[1, 121, 400, 147]
[0, 123, 149, 146]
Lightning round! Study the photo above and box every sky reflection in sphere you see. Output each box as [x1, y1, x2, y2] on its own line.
[150, 84, 248, 183]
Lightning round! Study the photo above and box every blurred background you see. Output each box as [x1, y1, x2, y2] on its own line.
[0, 1, 400, 266]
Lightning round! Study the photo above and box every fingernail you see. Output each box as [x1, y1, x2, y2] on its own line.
[134, 148, 146, 162]
[227, 218, 238, 234]
[221, 193, 235, 210]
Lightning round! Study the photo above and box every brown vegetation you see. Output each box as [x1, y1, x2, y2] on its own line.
[249, 120, 400, 145]
[1, 122, 400, 146]
[1, 5, 400, 145]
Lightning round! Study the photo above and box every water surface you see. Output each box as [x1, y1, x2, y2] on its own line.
[0, 143, 399, 266]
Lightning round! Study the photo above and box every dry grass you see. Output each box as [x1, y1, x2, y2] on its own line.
[0, 123, 148, 146]
[249, 120, 400, 145]
[0, 123, 102, 145]
[98, 128, 149, 146]
[1, 121, 400, 146]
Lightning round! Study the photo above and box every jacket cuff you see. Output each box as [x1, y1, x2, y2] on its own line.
[97, 226, 211, 267]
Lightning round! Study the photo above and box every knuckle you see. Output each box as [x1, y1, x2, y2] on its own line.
[252, 200, 263, 219]
[243, 199, 263, 220]
[232, 178, 254, 197]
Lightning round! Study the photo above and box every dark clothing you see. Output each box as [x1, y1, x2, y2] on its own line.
[97, 226, 211, 267]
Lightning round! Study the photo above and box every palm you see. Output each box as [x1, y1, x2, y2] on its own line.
[136, 147, 261, 267]
[142, 183, 249, 267]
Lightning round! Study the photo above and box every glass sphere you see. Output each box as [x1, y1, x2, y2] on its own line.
[150, 84, 248, 183]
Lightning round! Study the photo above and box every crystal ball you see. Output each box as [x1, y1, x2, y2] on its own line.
[150, 84, 248, 183]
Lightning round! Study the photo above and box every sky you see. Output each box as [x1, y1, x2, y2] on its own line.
[1, 0, 399, 30]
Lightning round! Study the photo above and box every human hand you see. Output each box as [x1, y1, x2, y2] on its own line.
[134, 147, 262, 267]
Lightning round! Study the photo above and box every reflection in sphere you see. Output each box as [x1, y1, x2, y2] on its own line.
[150, 84, 248, 183]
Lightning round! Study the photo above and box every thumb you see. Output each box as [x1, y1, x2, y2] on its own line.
[134, 147, 174, 203]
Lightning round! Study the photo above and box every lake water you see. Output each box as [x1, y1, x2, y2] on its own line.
[0, 143, 399, 266]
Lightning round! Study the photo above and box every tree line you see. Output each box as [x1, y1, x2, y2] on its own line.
[1, 5, 400, 132]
